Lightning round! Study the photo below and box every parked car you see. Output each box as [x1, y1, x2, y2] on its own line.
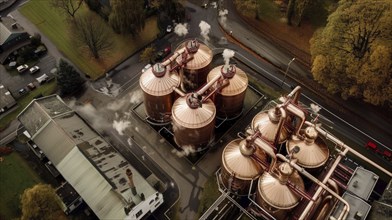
[19, 88, 27, 95]
[16, 64, 29, 73]
[155, 46, 172, 62]
[36, 74, 49, 84]
[166, 25, 173, 33]
[27, 83, 36, 90]
[29, 66, 40, 74]
[142, 64, 151, 73]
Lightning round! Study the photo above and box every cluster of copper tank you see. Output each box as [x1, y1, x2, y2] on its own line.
[218, 86, 392, 220]
[139, 39, 248, 151]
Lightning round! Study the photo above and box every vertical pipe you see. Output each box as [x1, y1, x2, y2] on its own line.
[276, 154, 350, 220]
[273, 106, 287, 146]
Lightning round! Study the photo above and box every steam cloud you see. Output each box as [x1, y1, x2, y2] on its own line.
[112, 120, 130, 136]
[174, 23, 188, 37]
[222, 49, 235, 68]
[310, 103, 322, 113]
[219, 9, 228, 28]
[199, 21, 211, 41]
[172, 145, 195, 157]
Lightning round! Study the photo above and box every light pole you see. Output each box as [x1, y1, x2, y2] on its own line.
[281, 57, 296, 87]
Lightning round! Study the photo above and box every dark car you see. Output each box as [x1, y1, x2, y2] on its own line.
[155, 46, 171, 62]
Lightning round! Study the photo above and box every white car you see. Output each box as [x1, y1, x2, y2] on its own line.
[16, 64, 29, 73]
[142, 64, 151, 73]
[36, 74, 49, 84]
[166, 25, 173, 33]
[29, 66, 40, 74]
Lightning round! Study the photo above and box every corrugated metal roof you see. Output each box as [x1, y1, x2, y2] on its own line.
[172, 96, 216, 128]
[207, 65, 248, 96]
[139, 64, 180, 96]
[57, 147, 126, 220]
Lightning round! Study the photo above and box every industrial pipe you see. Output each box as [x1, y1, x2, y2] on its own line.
[276, 154, 350, 220]
[286, 103, 306, 137]
[197, 74, 222, 96]
[162, 48, 186, 66]
[202, 79, 229, 102]
[273, 105, 287, 147]
[254, 137, 277, 172]
[305, 121, 392, 177]
[173, 87, 186, 97]
[287, 86, 302, 104]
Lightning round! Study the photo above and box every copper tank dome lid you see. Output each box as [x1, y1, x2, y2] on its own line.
[140, 63, 180, 96]
[171, 93, 216, 128]
[286, 126, 329, 168]
[222, 139, 266, 180]
[251, 108, 290, 143]
[258, 162, 305, 209]
[175, 39, 213, 70]
[207, 65, 248, 96]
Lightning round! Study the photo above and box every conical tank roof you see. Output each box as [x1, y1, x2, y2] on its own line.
[172, 94, 216, 128]
[251, 108, 290, 143]
[222, 139, 266, 180]
[286, 126, 329, 168]
[207, 65, 248, 96]
[175, 40, 213, 70]
[258, 162, 304, 209]
[140, 63, 180, 96]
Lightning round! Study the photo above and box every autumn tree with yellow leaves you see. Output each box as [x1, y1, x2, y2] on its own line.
[310, 0, 391, 107]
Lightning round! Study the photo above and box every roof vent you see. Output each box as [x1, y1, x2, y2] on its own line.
[11, 23, 18, 29]
[185, 39, 200, 54]
[221, 65, 236, 78]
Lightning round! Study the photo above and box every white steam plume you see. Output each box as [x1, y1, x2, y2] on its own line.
[219, 9, 228, 28]
[74, 103, 108, 131]
[171, 145, 195, 157]
[107, 90, 143, 111]
[112, 120, 131, 136]
[174, 23, 188, 37]
[199, 21, 211, 41]
[310, 103, 322, 113]
[222, 49, 235, 68]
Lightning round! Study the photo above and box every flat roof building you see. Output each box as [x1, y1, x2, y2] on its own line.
[18, 95, 163, 219]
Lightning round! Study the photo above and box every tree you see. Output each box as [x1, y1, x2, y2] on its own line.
[286, 0, 312, 26]
[30, 33, 42, 47]
[56, 59, 85, 96]
[310, 0, 392, 107]
[51, 0, 83, 19]
[20, 184, 62, 220]
[108, 0, 145, 35]
[234, 0, 257, 18]
[140, 46, 156, 64]
[74, 13, 113, 59]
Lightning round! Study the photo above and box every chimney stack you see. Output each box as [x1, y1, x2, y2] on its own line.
[126, 169, 137, 195]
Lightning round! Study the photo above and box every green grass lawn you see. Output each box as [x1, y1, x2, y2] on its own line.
[19, 0, 159, 80]
[0, 152, 43, 219]
[197, 174, 222, 218]
[0, 81, 57, 130]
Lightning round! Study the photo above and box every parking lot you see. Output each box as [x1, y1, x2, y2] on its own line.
[0, 54, 57, 98]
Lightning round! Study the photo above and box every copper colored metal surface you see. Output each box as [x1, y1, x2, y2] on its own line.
[251, 109, 290, 144]
[221, 139, 266, 195]
[286, 126, 329, 169]
[171, 97, 216, 149]
[140, 64, 180, 122]
[207, 65, 248, 118]
[175, 40, 213, 91]
[256, 163, 305, 210]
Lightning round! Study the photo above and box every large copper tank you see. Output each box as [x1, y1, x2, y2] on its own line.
[221, 138, 266, 195]
[175, 40, 213, 92]
[251, 108, 290, 144]
[171, 93, 216, 151]
[140, 63, 180, 123]
[207, 65, 248, 119]
[256, 162, 305, 219]
[286, 126, 329, 170]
